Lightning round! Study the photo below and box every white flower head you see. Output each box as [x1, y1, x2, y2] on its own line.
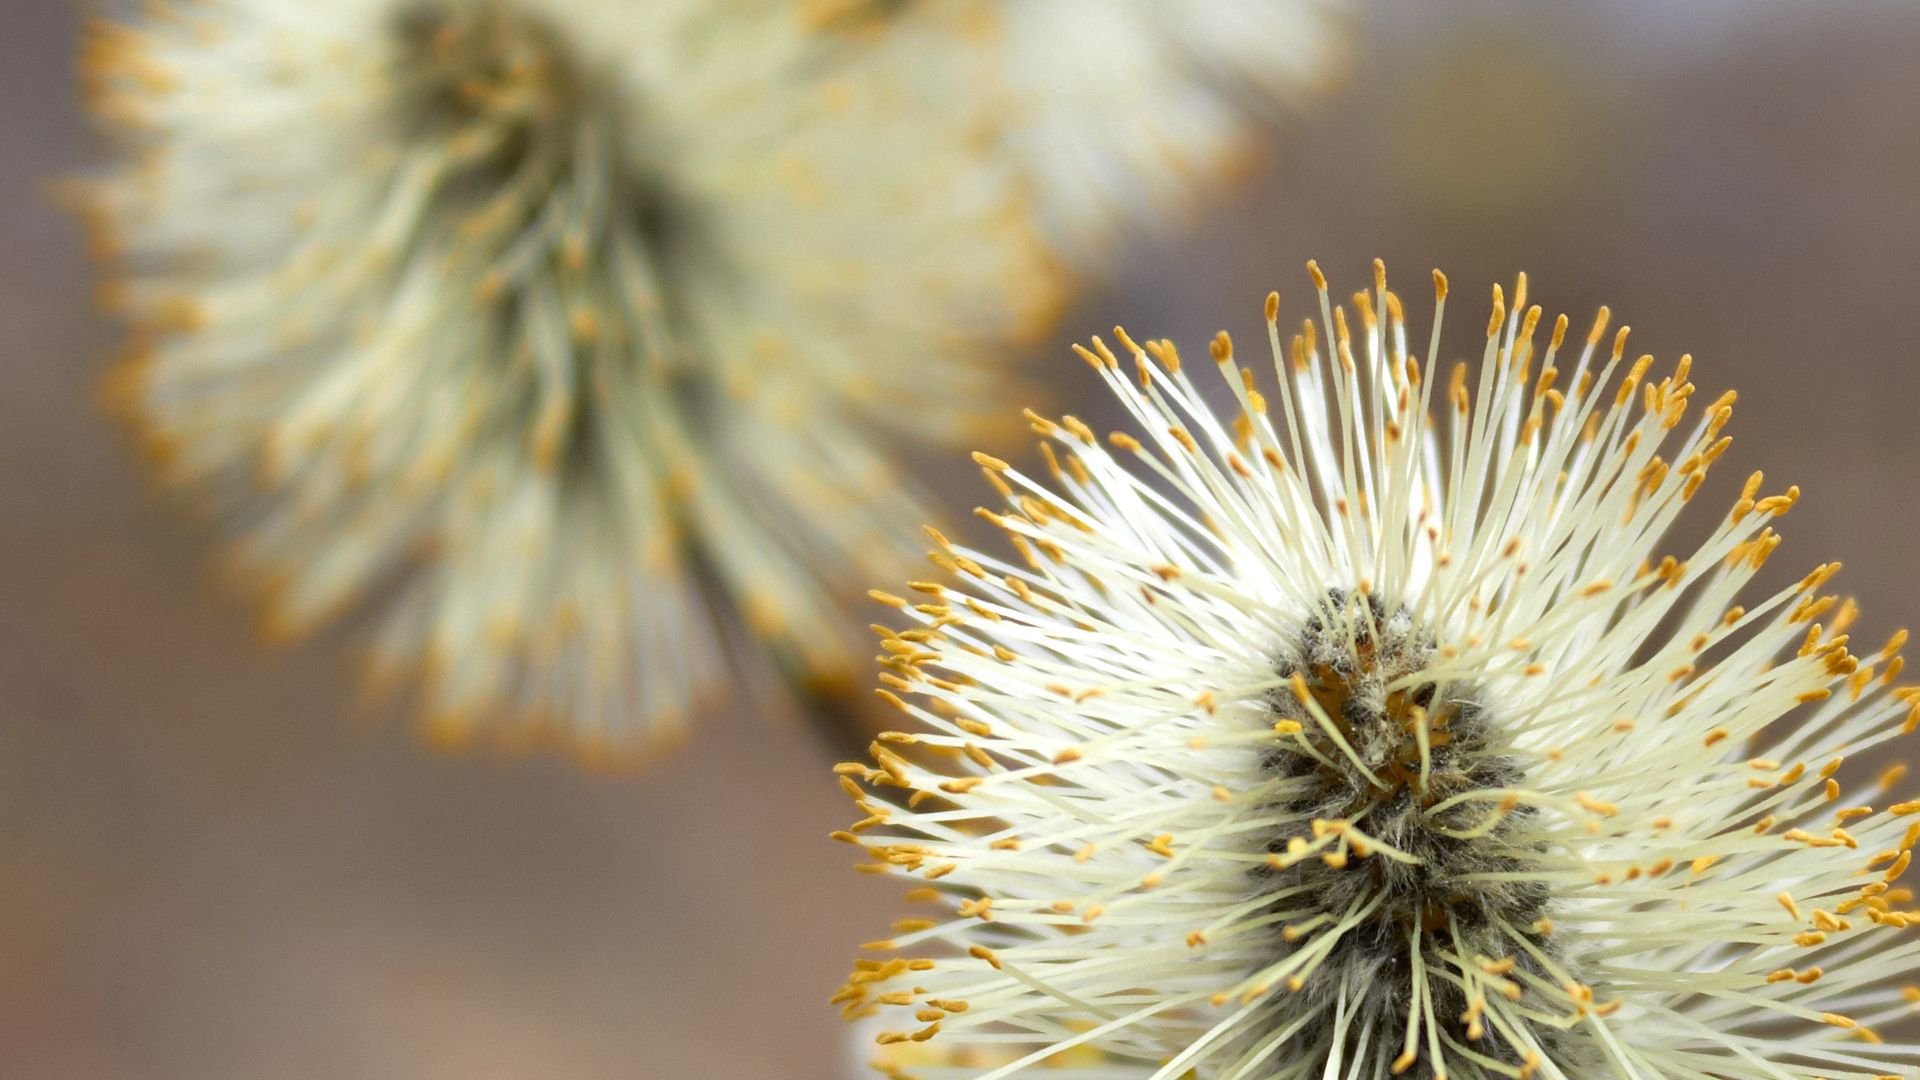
[78, 0, 1059, 756]
[836, 261, 1920, 1078]
[815, 0, 1347, 261]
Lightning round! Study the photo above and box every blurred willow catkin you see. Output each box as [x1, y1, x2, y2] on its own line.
[814, 0, 1350, 262]
[75, 0, 1062, 761]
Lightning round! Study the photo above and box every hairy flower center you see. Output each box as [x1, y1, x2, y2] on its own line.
[384, 2, 705, 475]
[393, 3, 594, 142]
[1257, 590, 1574, 1073]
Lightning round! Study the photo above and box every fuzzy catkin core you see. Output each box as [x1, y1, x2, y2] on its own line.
[1256, 590, 1577, 1073]
[385, 2, 704, 476]
[390, 2, 600, 163]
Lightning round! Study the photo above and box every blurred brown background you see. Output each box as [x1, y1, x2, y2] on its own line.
[6, 2, 1920, 1077]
